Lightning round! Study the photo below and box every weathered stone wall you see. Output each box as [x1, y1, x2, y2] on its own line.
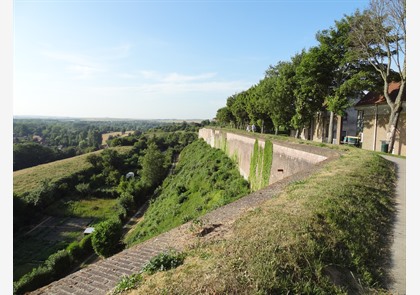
[198, 128, 329, 189]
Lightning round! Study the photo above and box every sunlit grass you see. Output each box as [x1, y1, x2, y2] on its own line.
[125, 148, 396, 294]
[13, 146, 132, 195]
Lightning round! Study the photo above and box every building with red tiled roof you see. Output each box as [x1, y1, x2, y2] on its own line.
[354, 82, 406, 156]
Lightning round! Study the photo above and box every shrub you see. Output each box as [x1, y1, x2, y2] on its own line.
[45, 249, 73, 278]
[79, 233, 94, 254]
[92, 219, 123, 257]
[13, 249, 73, 295]
[118, 192, 136, 213]
[13, 266, 52, 295]
[143, 250, 185, 274]
[67, 241, 84, 261]
[111, 273, 143, 294]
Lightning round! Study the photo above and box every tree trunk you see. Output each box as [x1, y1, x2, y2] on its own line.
[386, 105, 402, 153]
[261, 119, 264, 134]
[327, 111, 334, 144]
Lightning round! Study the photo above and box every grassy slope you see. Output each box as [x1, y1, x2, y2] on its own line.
[124, 139, 250, 247]
[13, 146, 131, 280]
[13, 146, 132, 196]
[127, 148, 396, 294]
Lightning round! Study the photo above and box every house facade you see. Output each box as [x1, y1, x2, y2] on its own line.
[354, 82, 406, 156]
[309, 106, 359, 144]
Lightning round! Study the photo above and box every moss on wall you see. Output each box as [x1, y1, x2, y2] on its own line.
[262, 140, 273, 187]
[249, 140, 273, 191]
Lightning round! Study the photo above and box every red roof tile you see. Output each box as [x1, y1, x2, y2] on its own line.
[355, 82, 406, 107]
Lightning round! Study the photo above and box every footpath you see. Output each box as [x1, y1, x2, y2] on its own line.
[382, 155, 406, 295]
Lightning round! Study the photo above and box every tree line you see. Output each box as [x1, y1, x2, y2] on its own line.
[215, 0, 405, 152]
[13, 119, 204, 170]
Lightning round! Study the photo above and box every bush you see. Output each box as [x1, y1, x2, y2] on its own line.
[111, 273, 143, 294]
[67, 241, 84, 261]
[79, 233, 94, 254]
[13, 266, 52, 295]
[143, 250, 185, 274]
[45, 249, 73, 278]
[13, 249, 73, 295]
[118, 192, 136, 213]
[92, 219, 123, 257]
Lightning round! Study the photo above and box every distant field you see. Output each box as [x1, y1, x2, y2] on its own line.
[101, 131, 134, 145]
[13, 146, 132, 196]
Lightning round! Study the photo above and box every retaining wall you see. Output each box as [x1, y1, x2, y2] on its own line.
[198, 128, 329, 189]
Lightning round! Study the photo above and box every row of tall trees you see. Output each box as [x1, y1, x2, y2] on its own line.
[216, 0, 405, 151]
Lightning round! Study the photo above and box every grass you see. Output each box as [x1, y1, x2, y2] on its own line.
[44, 197, 119, 220]
[124, 139, 250, 247]
[124, 148, 396, 294]
[13, 146, 132, 196]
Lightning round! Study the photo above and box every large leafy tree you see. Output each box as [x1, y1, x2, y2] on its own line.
[292, 47, 332, 138]
[263, 55, 302, 135]
[140, 142, 167, 189]
[317, 16, 379, 144]
[349, 0, 406, 152]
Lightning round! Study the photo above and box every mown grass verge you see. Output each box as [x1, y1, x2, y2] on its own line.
[124, 148, 396, 294]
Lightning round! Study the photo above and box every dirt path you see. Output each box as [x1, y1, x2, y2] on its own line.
[382, 155, 406, 295]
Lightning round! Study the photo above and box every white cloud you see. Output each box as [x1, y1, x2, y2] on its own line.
[65, 64, 103, 79]
[41, 43, 131, 79]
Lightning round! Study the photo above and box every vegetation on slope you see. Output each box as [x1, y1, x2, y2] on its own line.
[124, 139, 250, 247]
[13, 128, 198, 293]
[124, 148, 396, 294]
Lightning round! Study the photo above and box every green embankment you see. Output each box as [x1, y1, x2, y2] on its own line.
[127, 147, 396, 294]
[13, 146, 132, 196]
[124, 139, 250, 247]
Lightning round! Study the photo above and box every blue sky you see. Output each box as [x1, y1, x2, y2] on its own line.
[13, 0, 371, 120]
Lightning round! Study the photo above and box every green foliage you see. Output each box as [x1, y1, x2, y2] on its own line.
[111, 273, 143, 294]
[66, 234, 94, 262]
[128, 149, 396, 294]
[92, 219, 123, 258]
[45, 249, 73, 278]
[140, 142, 168, 189]
[117, 192, 136, 213]
[143, 250, 186, 274]
[125, 139, 250, 247]
[13, 266, 52, 295]
[13, 249, 73, 295]
[262, 140, 273, 187]
[13, 142, 59, 171]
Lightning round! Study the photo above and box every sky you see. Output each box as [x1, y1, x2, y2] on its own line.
[13, 0, 372, 120]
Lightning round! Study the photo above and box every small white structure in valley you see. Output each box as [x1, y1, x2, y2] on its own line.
[84, 227, 95, 235]
[126, 172, 135, 179]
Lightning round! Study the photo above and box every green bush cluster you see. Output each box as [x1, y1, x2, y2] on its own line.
[13, 234, 94, 295]
[92, 219, 123, 258]
[143, 250, 186, 274]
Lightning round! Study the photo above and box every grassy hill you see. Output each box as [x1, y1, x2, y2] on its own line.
[124, 139, 250, 247]
[13, 146, 132, 196]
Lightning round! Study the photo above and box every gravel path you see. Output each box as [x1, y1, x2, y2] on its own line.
[382, 155, 406, 295]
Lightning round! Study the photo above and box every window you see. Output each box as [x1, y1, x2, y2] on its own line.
[357, 110, 364, 133]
